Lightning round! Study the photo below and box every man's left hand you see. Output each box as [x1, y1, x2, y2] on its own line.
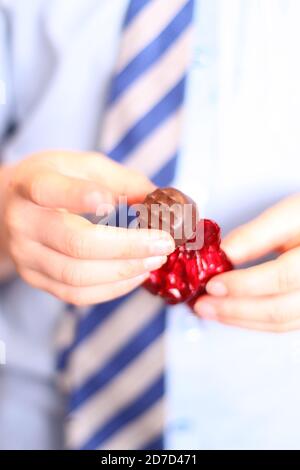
[195, 194, 300, 332]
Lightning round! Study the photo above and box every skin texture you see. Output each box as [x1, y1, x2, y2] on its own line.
[0, 150, 175, 306]
[194, 194, 300, 333]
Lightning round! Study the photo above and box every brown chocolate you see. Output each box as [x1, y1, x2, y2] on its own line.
[138, 187, 198, 247]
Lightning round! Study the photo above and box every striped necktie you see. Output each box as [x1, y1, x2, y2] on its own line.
[57, 0, 194, 450]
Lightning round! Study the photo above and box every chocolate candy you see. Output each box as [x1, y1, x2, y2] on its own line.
[144, 219, 233, 304]
[138, 187, 198, 247]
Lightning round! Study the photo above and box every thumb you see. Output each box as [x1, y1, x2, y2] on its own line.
[59, 151, 156, 203]
[18, 168, 115, 213]
[222, 195, 300, 264]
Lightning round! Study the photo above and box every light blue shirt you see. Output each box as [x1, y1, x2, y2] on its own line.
[1, 0, 300, 450]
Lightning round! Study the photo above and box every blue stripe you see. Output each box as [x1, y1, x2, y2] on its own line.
[108, 0, 194, 104]
[57, 344, 72, 371]
[109, 77, 186, 160]
[80, 374, 165, 450]
[69, 308, 166, 411]
[76, 294, 131, 342]
[141, 434, 164, 450]
[57, 349, 70, 372]
[123, 0, 151, 27]
[57, 291, 136, 370]
[152, 153, 178, 187]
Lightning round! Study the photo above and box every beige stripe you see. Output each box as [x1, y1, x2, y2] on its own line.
[55, 311, 77, 351]
[67, 337, 164, 449]
[101, 28, 192, 151]
[125, 109, 183, 177]
[66, 290, 163, 389]
[117, 0, 188, 73]
[99, 399, 165, 450]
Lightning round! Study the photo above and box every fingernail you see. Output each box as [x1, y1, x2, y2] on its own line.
[144, 256, 167, 271]
[206, 281, 228, 297]
[151, 239, 175, 256]
[195, 302, 217, 320]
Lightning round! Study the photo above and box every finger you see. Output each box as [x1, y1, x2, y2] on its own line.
[21, 203, 175, 259]
[209, 316, 300, 333]
[206, 247, 300, 297]
[194, 291, 300, 325]
[16, 238, 167, 286]
[222, 194, 300, 264]
[19, 267, 150, 306]
[17, 167, 115, 213]
[78, 152, 156, 202]
[44, 150, 156, 203]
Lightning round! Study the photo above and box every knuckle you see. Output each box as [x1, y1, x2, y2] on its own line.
[118, 239, 134, 259]
[113, 277, 141, 297]
[277, 265, 292, 292]
[17, 267, 28, 282]
[117, 260, 141, 280]
[9, 241, 20, 262]
[267, 303, 287, 325]
[3, 208, 13, 231]
[61, 262, 85, 287]
[18, 268, 35, 287]
[8, 237, 27, 265]
[217, 301, 232, 318]
[29, 175, 45, 205]
[269, 322, 291, 333]
[4, 206, 21, 234]
[62, 287, 87, 306]
[65, 231, 87, 258]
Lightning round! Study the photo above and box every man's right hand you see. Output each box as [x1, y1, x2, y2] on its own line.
[0, 150, 174, 305]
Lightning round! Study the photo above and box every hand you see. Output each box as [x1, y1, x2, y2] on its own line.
[1, 150, 175, 305]
[194, 194, 300, 332]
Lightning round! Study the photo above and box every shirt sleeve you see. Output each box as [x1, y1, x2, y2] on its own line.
[0, 5, 13, 145]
